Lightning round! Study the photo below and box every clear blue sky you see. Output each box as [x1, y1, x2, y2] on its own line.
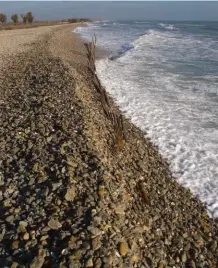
[0, 1, 218, 21]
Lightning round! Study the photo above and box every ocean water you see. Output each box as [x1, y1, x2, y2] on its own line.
[74, 21, 218, 218]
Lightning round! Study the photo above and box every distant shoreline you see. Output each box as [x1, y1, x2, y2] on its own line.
[0, 20, 91, 32]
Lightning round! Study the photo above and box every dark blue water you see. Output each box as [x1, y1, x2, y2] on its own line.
[75, 21, 218, 218]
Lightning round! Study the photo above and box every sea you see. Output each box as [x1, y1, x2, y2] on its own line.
[74, 21, 218, 218]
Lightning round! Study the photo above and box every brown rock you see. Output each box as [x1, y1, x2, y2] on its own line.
[11, 263, 19, 268]
[30, 248, 46, 268]
[119, 241, 129, 257]
[12, 241, 19, 249]
[23, 233, 30, 240]
[159, 263, 164, 268]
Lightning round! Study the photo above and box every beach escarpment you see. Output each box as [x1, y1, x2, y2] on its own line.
[0, 25, 218, 267]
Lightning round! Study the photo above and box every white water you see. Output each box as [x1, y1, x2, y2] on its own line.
[75, 22, 218, 218]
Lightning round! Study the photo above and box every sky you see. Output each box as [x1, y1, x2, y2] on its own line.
[0, 1, 218, 21]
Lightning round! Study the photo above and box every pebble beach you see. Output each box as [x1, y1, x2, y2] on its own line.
[0, 24, 218, 268]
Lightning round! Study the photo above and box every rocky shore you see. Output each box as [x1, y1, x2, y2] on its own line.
[0, 25, 218, 268]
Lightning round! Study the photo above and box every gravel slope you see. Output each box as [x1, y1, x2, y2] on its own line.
[0, 25, 218, 268]
[0, 25, 66, 73]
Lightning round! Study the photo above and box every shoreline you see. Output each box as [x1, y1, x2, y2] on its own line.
[0, 24, 218, 267]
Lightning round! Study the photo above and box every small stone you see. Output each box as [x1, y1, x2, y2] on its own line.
[12, 241, 19, 249]
[159, 262, 165, 268]
[113, 226, 120, 233]
[183, 232, 188, 238]
[30, 230, 36, 240]
[190, 260, 196, 268]
[103, 255, 113, 265]
[40, 240, 47, 246]
[8, 188, 15, 194]
[143, 225, 150, 232]
[46, 136, 52, 142]
[65, 186, 76, 201]
[19, 221, 28, 228]
[61, 249, 68, 255]
[17, 225, 26, 234]
[48, 218, 62, 230]
[30, 248, 46, 268]
[11, 263, 19, 268]
[98, 186, 105, 197]
[23, 233, 30, 240]
[61, 166, 66, 174]
[69, 236, 77, 249]
[181, 253, 187, 263]
[211, 241, 217, 252]
[119, 241, 128, 257]
[114, 205, 125, 215]
[3, 199, 11, 207]
[131, 241, 138, 251]
[95, 258, 102, 268]
[14, 208, 21, 214]
[83, 241, 91, 250]
[91, 209, 97, 216]
[131, 226, 144, 235]
[131, 255, 139, 263]
[103, 224, 111, 232]
[42, 226, 50, 233]
[199, 254, 205, 260]
[93, 216, 102, 225]
[52, 182, 62, 191]
[92, 236, 102, 250]
[40, 235, 48, 241]
[88, 227, 102, 237]
[124, 193, 131, 202]
[85, 257, 93, 267]
[5, 215, 15, 223]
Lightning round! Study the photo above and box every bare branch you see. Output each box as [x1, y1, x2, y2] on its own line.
[84, 36, 126, 152]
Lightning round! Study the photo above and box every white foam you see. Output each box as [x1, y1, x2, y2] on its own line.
[159, 23, 176, 30]
[96, 29, 218, 218]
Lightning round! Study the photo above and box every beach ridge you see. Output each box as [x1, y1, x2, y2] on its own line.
[0, 24, 218, 267]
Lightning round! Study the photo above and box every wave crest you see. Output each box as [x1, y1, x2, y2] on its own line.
[159, 23, 176, 31]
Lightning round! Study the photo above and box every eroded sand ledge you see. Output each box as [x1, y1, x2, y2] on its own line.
[0, 25, 218, 267]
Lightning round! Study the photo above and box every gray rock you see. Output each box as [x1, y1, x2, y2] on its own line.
[19, 221, 28, 228]
[5, 215, 15, 224]
[87, 226, 102, 237]
[48, 218, 62, 230]
[52, 182, 62, 191]
[65, 186, 76, 201]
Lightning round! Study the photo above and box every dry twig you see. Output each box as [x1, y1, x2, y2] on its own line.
[84, 37, 126, 152]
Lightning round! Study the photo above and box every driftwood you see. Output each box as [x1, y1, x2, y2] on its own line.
[84, 37, 126, 151]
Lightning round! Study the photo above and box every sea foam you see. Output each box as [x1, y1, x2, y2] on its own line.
[76, 21, 218, 218]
